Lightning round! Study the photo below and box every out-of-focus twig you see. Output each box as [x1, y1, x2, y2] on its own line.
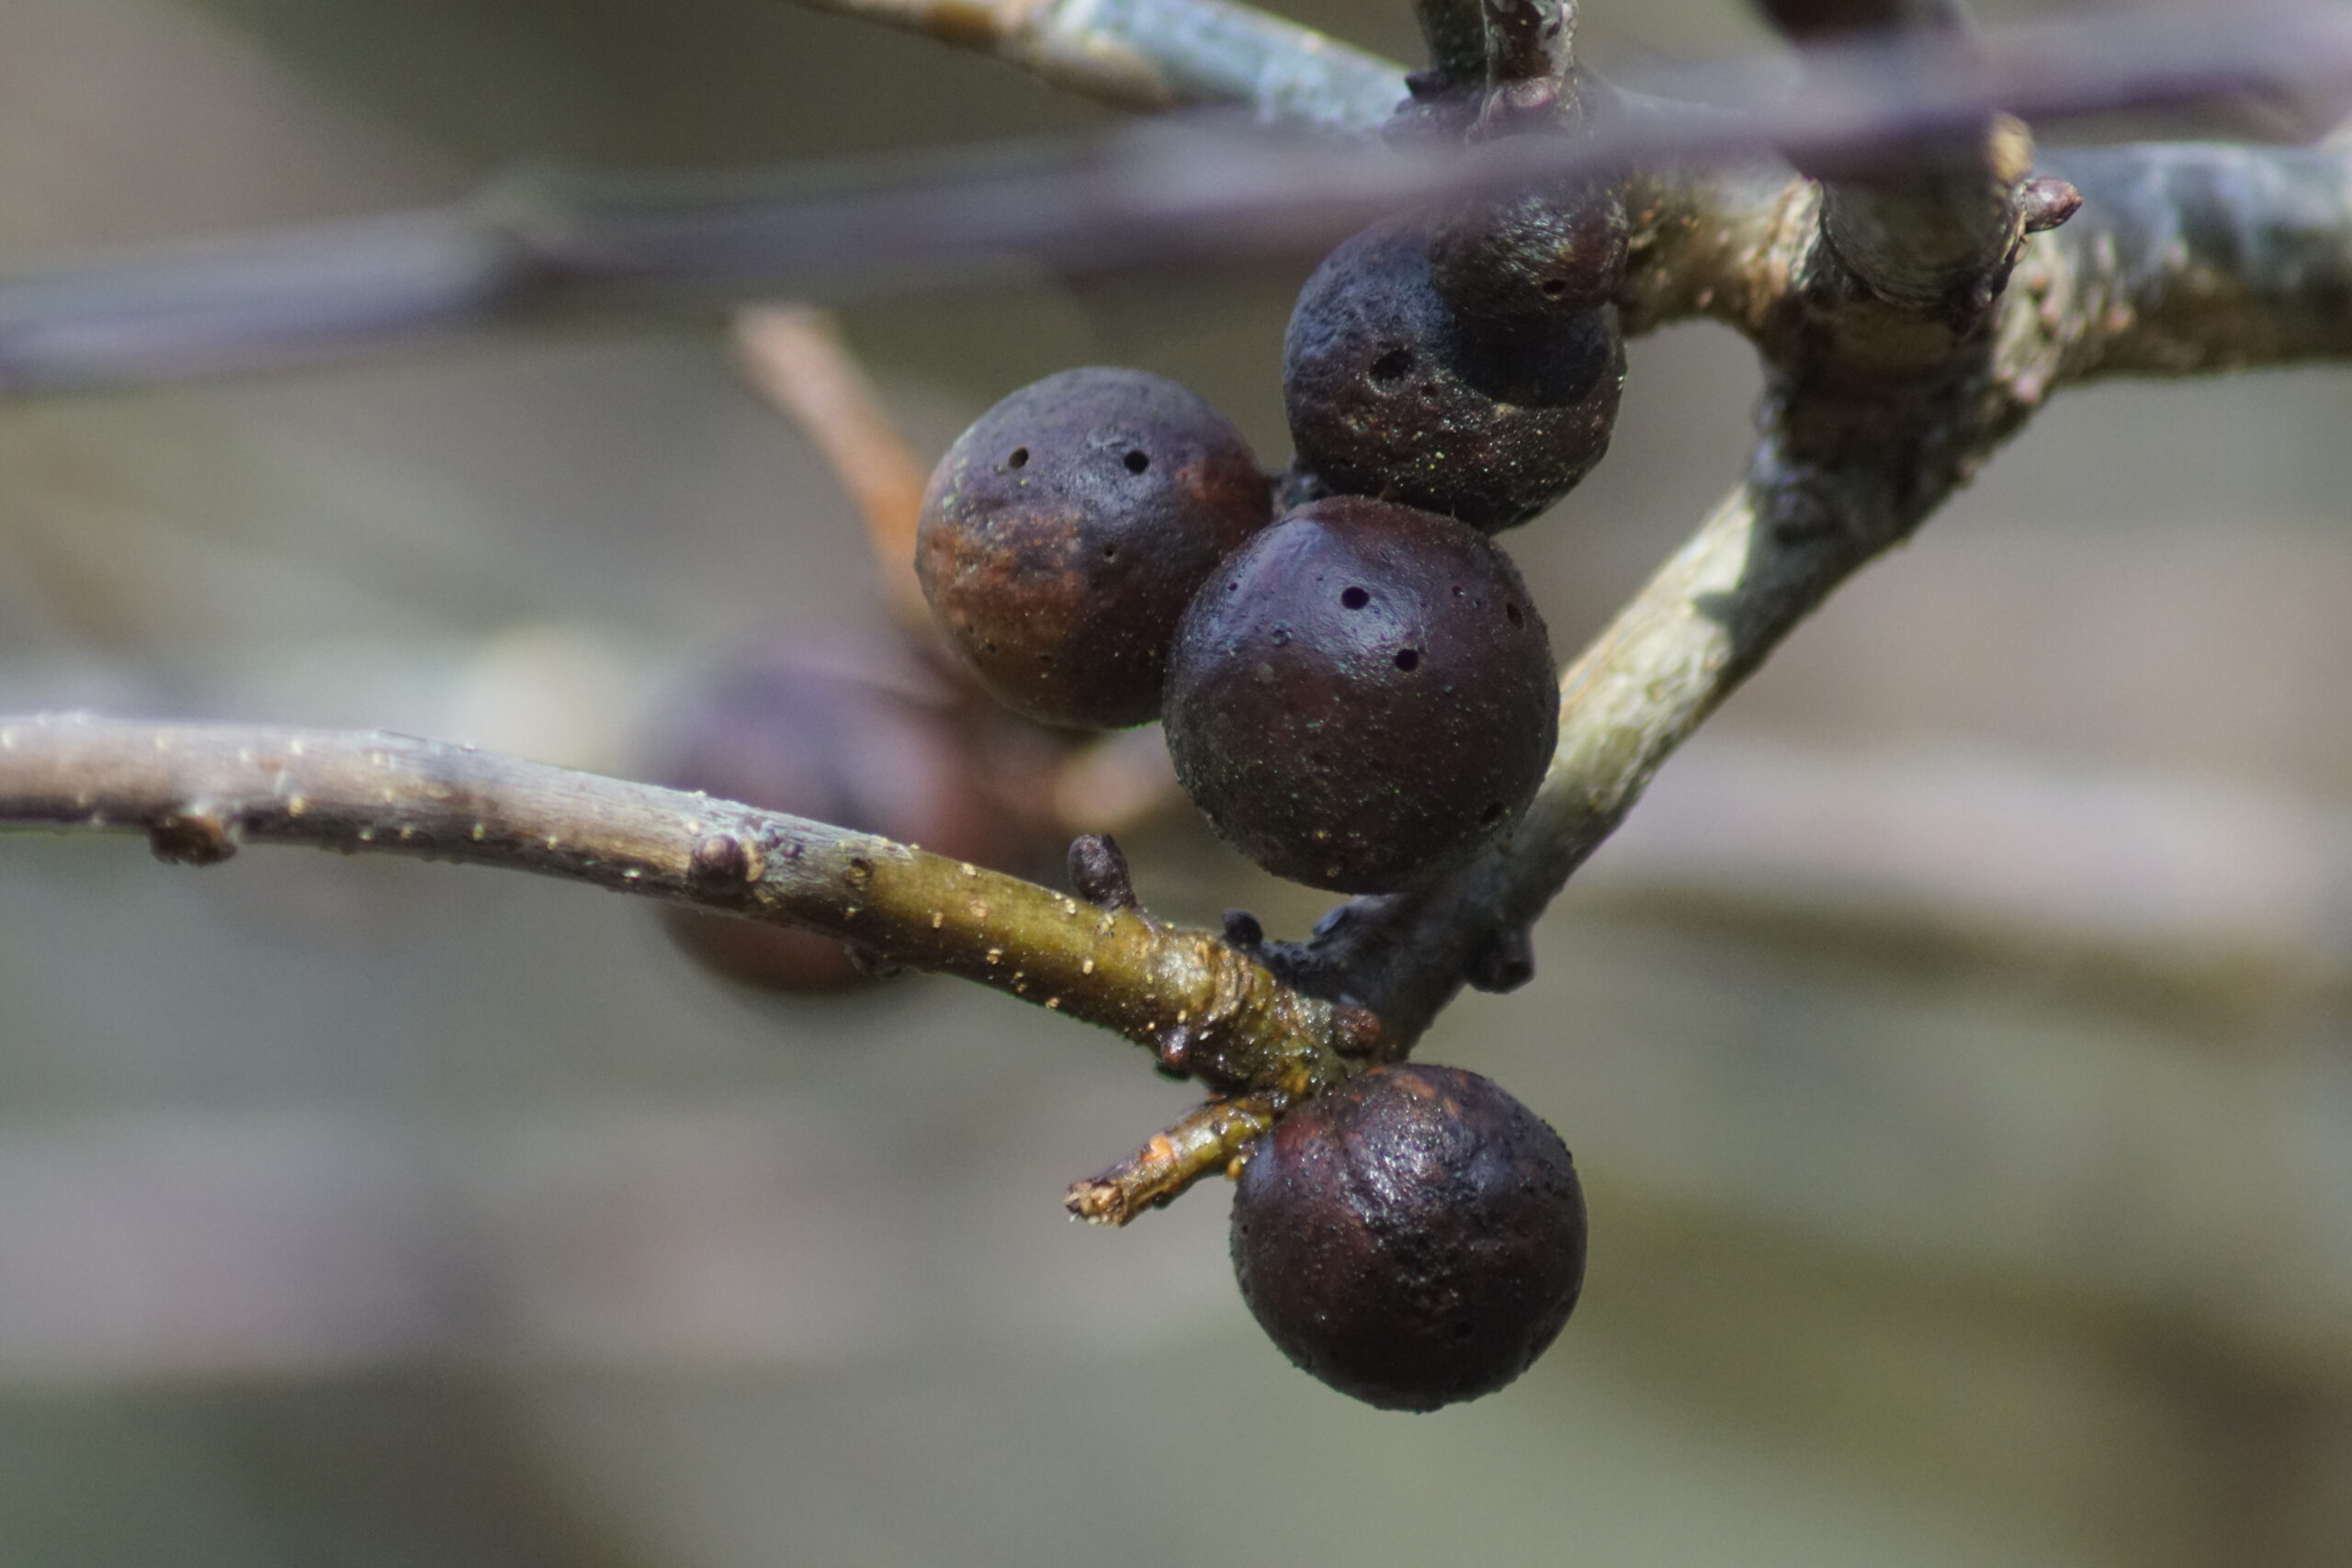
[790, 0, 1406, 130]
[0, 713, 1375, 1099]
[733, 305, 932, 626]
[0, 5, 2348, 392]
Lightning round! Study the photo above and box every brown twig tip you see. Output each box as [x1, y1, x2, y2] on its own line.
[1464, 927, 1536, 993]
[1068, 832, 1138, 910]
[1331, 1004, 1390, 1059]
[842, 942, 906, 979]
[148, 806, 237, 867]
[2019, 175, 2085, 233]
[686, 829, 763, 891]
[1065, 1096, 1281, 1225]
[1154, 1021, 1195, 1077]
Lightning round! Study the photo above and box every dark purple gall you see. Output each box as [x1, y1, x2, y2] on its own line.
[1425, 181, 1630, 321]
[1162, 496, 1557, 894]
[1230, 1064, 1588, 1412]
[1283, 221, 1623, 533]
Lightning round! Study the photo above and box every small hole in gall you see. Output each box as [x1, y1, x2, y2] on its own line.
[1007, 447, 1028, 469]
[1340, 586, 1371, 610]
[1124, 449, 1150, 474]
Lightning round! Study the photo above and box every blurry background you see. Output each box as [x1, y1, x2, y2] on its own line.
[0, 0, 2347, 1563]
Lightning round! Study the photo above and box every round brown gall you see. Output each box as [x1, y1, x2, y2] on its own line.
[917, 367, 1272, 728]
[1230, 1063, 1588, 1412]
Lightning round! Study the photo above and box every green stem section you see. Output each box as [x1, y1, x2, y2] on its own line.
[0, 714, 1373, 1104]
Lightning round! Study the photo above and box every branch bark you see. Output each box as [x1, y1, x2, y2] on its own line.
[0, 714, 1385, 1104]
[2033, 142, 2352, 380]
[1251, 6, 2352, 1049]
[1258, 405, 1985, 1042]
[1, 118, 2346, 1201]
[0, 6, 2346, 390]
[792, 0, 1405, 129]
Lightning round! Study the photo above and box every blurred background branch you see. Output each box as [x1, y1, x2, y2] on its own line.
[731, 305, 932, 625]
[788, 0, 1408, 127]
[1, 3, 2349, 391]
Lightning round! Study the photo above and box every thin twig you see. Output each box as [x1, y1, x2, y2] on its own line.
[2, 118, 2346, 1200]
[1261, 444, 1956, 1042]
[0, 714, 1376, 1101]
[2033, 142, 2352, 380]
[2, 5, 2350, 392]
[1068, 1095, 1278, 1224]
[732, 305, 932, 626]
[790, 0, 1405, 129]
[1250, 10, 2352, 1047]
[1756, 0, 2028, 312]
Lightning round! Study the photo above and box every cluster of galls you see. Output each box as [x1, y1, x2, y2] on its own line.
[904, 185, 1623, 1410]
[919, 189, 1624, 895]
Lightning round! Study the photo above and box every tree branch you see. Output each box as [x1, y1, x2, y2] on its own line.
[1, 6, 2347, 391]
[2035, 142, 2352, 381]
[1259, 17, 2328, 1051]
[790, 0, 1406, 130]
[2, 114, 2343, 1201]
[1757, 0, 2030, 313]
[0, 713, 1385, 1106]
[1251, 127, 2352, 1066]
[8, 0, 2352, 1227]
[1259, 423, 1973, 1042]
